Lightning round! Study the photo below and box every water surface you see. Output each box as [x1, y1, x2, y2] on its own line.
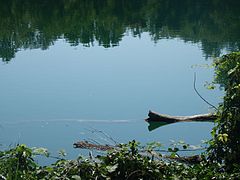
[0, 0, 239, 160]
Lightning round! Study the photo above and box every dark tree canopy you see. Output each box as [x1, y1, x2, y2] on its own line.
[0, 0, 240, 61]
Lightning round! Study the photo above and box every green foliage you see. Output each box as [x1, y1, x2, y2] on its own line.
[204, 81, 216, 90]
[0, 144, 38, 180]
[208, 52, 240, 170]
[1, 141, 240, 179]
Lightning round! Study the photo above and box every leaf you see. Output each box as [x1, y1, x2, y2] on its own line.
[222, 133, 228, 142]
[170, 152, 177, 158]
[106, 164, 118, 173]
[217, 134, 228, 143]
[218, 136, 223, 142]
[72, 175, 81, 180]
[58, 149, 67, 157]
[227, 67, 237, 75]
[44, 166, 53, 173]
[173, 148, 179, 152]
[204, 82, 216, 90]
[32, 147, 50, 157]
[211, 127, 217, 137]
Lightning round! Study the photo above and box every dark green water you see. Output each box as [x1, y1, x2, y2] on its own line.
[0, 0, 239, 160]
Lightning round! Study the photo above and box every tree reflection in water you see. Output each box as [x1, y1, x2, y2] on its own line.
[0, 0, 239, 62]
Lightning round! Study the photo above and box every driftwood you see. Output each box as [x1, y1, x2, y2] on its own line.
[145, 110, 218, 131]
[145, 111, 217, 123]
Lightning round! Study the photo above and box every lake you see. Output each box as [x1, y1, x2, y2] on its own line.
[0, 0, 239, 161]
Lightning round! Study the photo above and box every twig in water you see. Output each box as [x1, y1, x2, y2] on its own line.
[193, 72, 217, 110]
[86, 127, 118, 145]
[84, 138, 101, 145]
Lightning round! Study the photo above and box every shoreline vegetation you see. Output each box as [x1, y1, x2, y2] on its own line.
[0, 52, 240, 179]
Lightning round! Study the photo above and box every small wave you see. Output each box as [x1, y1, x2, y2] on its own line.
[0, 118, 138, 125]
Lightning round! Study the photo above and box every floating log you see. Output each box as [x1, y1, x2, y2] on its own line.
[145, 110, 217, 123]
[73, 141, 114, 151]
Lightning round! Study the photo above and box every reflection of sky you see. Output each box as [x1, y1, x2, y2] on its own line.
[0, 33, 223, 162]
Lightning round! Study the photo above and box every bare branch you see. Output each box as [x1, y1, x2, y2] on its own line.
[194, 72, 217, 110]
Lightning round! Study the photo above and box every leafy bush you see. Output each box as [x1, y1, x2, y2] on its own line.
[0, 144, 38, 180]
[208, 52, 240, 170]
[0, 141, 240, 179]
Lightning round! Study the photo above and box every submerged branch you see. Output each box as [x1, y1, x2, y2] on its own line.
[73, 141, 204, 164]
[194, 72, 218, 110]
[73, 141, 114, 151]
[73, 140, 205, 152]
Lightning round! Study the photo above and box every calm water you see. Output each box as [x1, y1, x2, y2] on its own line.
[0, 0, 239, 160]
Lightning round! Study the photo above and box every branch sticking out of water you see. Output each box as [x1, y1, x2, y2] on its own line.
[193, 72, 217, 110]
